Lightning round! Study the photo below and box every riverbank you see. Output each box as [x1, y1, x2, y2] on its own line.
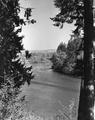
[19, 50, 81, 120]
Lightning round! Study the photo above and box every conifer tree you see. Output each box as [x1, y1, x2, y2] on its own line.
[0, 0, 35, 119]
[0, 0, 34, 88]
[51, 0, 95, 120]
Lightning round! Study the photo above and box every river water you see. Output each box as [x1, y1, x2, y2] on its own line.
[22, 63, 81, 120]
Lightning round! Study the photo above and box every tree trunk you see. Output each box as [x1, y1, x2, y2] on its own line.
[78, 0, 94, 120]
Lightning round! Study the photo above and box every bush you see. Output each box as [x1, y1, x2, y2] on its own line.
[51, 52, 66, 73]
[51, 36, 83, 76]
[57, 42, 67, 53]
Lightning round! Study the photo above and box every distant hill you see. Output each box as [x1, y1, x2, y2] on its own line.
[21, 49, 56, 55]
[20, 49, 55, 65]
[30, 49, 56, 53]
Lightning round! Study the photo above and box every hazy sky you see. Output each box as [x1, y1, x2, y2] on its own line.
[20, 0, 75, 50]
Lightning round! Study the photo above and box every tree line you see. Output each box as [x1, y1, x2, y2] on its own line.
[51, 34, 83, 77]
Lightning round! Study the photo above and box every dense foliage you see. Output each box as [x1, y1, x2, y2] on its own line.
[51, 35, 82, 76]
[0, 0, 35, 119]
[50, 0, 84, 77]
[51, 0, 84, 35]
[57, 42, 67, 53]
[0, 0, 34, 87]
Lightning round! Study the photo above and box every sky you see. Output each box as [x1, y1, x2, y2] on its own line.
[20, 0, 75, 50]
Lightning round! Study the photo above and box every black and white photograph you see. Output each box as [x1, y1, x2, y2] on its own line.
[0, 0, 95, 120]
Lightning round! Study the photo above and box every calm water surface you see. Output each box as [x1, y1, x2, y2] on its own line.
[22, 63, 81, 119]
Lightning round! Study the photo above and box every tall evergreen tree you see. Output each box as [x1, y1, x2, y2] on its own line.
[0, 0, 35, 119]
[0, 0, 34, 88]
[78, 1, 94, 120]
[51, 0, 94, 120]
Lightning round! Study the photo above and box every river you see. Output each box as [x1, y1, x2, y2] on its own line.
[21, 62, 81, 120]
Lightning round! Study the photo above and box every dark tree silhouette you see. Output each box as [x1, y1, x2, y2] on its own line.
[51, 0, 94, 120]
[0, 0, 35, 119]
[0, 0, 34, 87]
[78, 1, 94, 120]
